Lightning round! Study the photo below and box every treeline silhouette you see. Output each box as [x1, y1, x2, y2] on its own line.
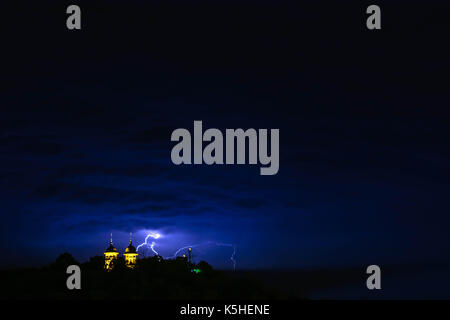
[0, 253, 291, 299]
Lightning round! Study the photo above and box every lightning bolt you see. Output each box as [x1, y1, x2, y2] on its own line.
[136, 232, 161, 256]
[137, 234, 236, 270]
[215, 242, 236, 271]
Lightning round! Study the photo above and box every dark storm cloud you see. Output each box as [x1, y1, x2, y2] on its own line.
[32, 183, 178, 205]
[60, 217, 166, 233]
[1, 0, 450, 273]
[128, 127, 174, 144]
[234, 198, 267, 209]
[121, 164, 168, 177]
[120, 202, 219, 218]
[55, 163, 166, 179]
[22, 141, 63, 156]
[0, 134, 63, 156]
[123, 204, 169, 214]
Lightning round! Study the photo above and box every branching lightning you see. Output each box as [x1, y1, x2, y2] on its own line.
[136, 233, 236, 270]
[136, 232, 161, 256]
[214, 242, 236, 271]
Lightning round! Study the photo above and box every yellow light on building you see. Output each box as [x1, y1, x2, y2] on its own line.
[104, 233, 118, 271]
[124, 233, 138, 269]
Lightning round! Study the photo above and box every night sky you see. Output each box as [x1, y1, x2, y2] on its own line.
[1, 1, 449, 273]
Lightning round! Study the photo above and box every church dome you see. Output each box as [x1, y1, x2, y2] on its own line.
[105, 234, 118, 253]
[105, 242, 117, 253]
[125, 241, 136, 254]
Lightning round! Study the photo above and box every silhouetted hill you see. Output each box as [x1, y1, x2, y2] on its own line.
[0, 253, 293, 299]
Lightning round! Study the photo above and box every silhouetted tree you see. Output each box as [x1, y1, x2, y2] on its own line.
[111, 256, 127, 272]
[197, 261, 213, 275]
[84, 255, 104, 271]
[49, 252, 79, 270]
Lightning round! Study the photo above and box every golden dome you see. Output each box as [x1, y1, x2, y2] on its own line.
[125, 240, 136, 254]
[105, 243, 117, 253]
[105, 233, 118, 253]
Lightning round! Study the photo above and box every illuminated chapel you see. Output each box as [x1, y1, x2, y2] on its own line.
[104, 233, 138, 270]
